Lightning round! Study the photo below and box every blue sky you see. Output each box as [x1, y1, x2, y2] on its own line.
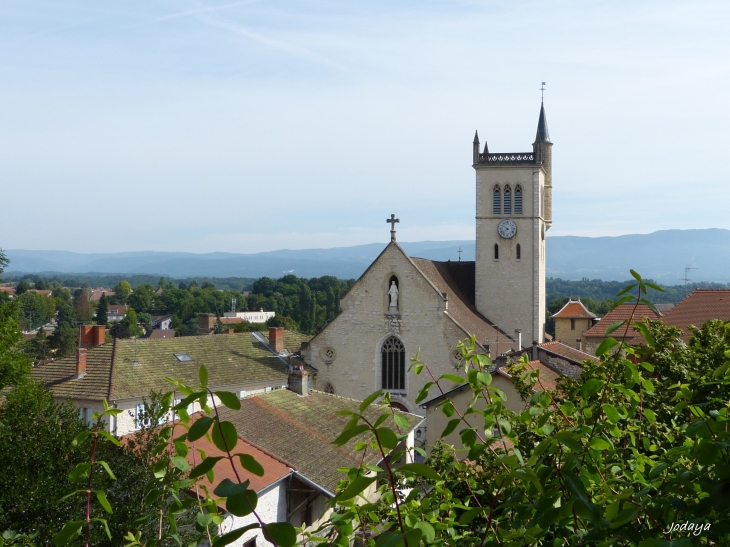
[1, 1, 728, 253]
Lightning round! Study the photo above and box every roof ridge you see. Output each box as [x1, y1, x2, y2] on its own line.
[107, 337, 118, 400]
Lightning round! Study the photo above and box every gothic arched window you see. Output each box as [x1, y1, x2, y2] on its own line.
[503, 186, 512, 215]
[381, 336, 405, 390]
[494, 244, 499, 260]
[516, 244, 521, 260]
[515, 186, 522, 215]
[493, 187, 501, 214]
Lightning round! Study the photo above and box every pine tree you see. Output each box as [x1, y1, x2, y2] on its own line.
[96, 293, 108, 325]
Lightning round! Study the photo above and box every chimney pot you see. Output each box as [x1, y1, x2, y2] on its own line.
[515, 329, 522, 352]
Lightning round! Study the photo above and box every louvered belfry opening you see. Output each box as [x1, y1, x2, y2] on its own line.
[381, 336, 405, 390]
[503, 186, 512, 215]
[515, 186, 522, 214]
[493, 187, 501, 214]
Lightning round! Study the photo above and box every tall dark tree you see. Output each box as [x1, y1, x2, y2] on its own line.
[96, 293, 109, 325]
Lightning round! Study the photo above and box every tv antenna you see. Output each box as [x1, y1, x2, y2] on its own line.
[457, 247, 463, 262]
[680, 266, 697, 299]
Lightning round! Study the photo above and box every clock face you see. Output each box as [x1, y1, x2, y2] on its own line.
[498, 219, 517, 239]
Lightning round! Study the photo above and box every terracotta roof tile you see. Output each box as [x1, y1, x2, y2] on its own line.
[648, 289, 730, 343]
[147, 329, 176, 339]
[552, 300, 597, 319]
[583, 303, 661, 340]
[219, 390, 423, 494]
[539, 341, 599, 364]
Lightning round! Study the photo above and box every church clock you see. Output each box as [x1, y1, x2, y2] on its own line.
[497, 219, 517, 239]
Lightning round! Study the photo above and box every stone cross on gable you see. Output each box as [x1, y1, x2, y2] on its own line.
[386, 214, 400, 242]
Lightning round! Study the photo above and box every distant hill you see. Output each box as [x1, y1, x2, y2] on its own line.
[4, 229, 729, 283]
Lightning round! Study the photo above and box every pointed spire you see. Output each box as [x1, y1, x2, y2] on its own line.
[535, 102, 550, 143]
[473, 130, 479, 145]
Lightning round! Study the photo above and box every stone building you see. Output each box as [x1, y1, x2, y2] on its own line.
[552, 299, 598, 351]
[302, 101, 553, 413]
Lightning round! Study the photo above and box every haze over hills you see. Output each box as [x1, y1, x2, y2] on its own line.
[4, 229, 729, 284]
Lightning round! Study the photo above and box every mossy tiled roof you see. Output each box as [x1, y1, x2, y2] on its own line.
[33, 332, 302, 402]
[32, 344, 115, 400]
[219, 389, 424, 494]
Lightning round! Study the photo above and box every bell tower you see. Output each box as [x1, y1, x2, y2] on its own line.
[473, 102, 552, 347]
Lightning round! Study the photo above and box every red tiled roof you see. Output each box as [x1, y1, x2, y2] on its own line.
[552, 300, 597, 319]
[185, 417, 292, 496]
[583, 303, 661, 340]
[219, 317, 244, 324]
[0, 286, 16, 295]
[498, 360, 560, 391]
[539, 340, 599, 364]
[641, 289, 730, 344]
[28, 289, 52, 296]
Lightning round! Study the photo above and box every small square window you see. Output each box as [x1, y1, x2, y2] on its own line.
[174, 352, 194, 362]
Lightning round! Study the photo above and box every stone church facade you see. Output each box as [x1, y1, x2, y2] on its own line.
[301, 102, 553, 413]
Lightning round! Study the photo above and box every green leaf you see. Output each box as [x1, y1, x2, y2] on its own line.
[189, 456, 224, 479]
[53, 521, 83, 546]
[71, 430, 92, 447]
[68, 463, 90, 483]
[332, 424, 370, 446]
[264, 523, 297, 547]
[644, 408, 656, 423]
[398, 463, 441, 481]
[441, 418, 461, 438]
[374, 532, 403, 547]
[359, 390, 382, 413]
[238, 454, 265, 477]
[440, 373, 466, 384]
[338, 476, 377, 501]
[610, 505, 640, 528]
[212, 420, 238, 452]
[97, 461, 117, 480]
[96, 490, 112, 514]
[458, 507, 483, 525]
[596, 337, 619, 356]
[616, 284, 638, 297]
[92, 517, 112, 540]
[560, 401, 575, 415]
[632, 322, 655, 347]
[215, 391, 241, 410]
[393, 414, 409, 430]
[414, 521, 435, 543]
[213, 478, 250, 498]
[603, 404, 620, 424]
[212, 524, 259, 547]
[226, 489, 258, 517]
[375, 427, 398, 450]
[588, 438, 611, 451]
[199, 365, 208, 388]
[555, 431, 583, 452]
[98, 430, 122, 446]
[604, 320, 625, 336]
[645, 281, 664, 292]
[188, 416, 214, 441]
[581, 379, 604, 399]
[630, 269, 642, 282]
[170, 456, 189, 472]
[562, 470, 588, 503]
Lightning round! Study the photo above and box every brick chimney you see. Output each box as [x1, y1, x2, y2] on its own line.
[75, 348, 87, 379]
[269, 327, 284, 354]
[93, 325, 106, 346]
[289, 363, 309, 397]
[198, 314, 216, 335]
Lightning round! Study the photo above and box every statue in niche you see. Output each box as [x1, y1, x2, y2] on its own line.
[388, 280, 399, 308]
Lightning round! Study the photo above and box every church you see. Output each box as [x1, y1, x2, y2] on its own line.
[301, 101, 552, 414]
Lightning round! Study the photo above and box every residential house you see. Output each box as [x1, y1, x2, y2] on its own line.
[90, 288, 115, 302]
[107, 304, 129, 323]
[552, 299, 598, 351]
[223, 309, 276, 324]
[629, 289, 730, 344]
[32, 326, 312, 436]
[150, 314, 173, 330]
[583, 303, 662, 354]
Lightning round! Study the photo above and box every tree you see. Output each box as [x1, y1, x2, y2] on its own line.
[0, 300, 31, 390]
[16, 291, 48, 331]
[123, 308, 144, 338]
[14, 281, 29, 296]
[49, 321, 78, 358]
[113, 280, 131, 305]
[73, 288, 93, 323]
[96, 293, 109, 325]
[127, 284, 155, 314]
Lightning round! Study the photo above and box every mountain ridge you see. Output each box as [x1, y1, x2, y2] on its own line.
[4, 229, 729, 283]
